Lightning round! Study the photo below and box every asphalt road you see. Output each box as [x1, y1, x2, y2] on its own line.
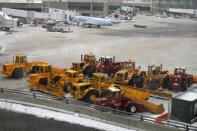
[0, 109, 102, 131]
[0, 92, 179, 131]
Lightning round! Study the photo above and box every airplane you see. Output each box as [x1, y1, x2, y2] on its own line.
[70, 16, 121, 28]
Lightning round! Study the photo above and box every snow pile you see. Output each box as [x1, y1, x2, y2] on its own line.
[0, 40, 6, 54]
[0, 45, 5, 54]
[0, 99, 135, 131]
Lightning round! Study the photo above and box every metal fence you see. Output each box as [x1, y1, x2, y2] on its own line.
[0, 88, 196, 131]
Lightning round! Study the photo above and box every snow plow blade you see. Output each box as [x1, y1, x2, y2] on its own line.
[149, 90, 172, 99]
[193, 75, 197, 84]
[120, 86, 150, 100]
[117, 85, 172, 99]
[136, 98, 165, 114]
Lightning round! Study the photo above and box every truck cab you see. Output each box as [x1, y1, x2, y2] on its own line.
[94, 87, 146, 113]
[171, 67, 193, 91]
[70, 82, 99, 103]
[97, 56, 122, 76]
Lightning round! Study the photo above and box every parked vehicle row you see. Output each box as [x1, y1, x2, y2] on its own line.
[1, 53, 197, 114]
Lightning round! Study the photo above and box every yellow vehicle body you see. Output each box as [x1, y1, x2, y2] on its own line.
[71, 72, 150, 103]
[70, 82, 99, 103]
[72, 62, 85, 73]
[62, 70, 84, 92]
[114, 60, 147, 87]
[71, 52, 98, 77]
[122, 90, 164, 114]
[114, 69, 131, 84]
[120, 86, 150, 100]
[91, 73, 112, 89]
[65, 70, 84, 83]
[83, 52, 97, 65]
[136, 98, 164, 114]
[1, 54, 49, 79]
[145, 64, 174, 90]
[27, 67, 84, 97]
[28, 73, 65, 98]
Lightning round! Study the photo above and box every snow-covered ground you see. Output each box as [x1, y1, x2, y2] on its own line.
[0, 99, 135, 131]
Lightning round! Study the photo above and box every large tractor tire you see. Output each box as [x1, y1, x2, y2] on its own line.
[129, 74, 144, 88]
[181, 79, 187, 91]
[51, 76, 61, 85]
[126, 104, 137, 113]
[162, 75, 171, 89]
[187, 78, 192, 87]
[39, 78, 48, 86]
[148, 79, 160, 90]
[63, 82, 73, 93]
[12, 68, 23, 79]
[83, 65, 96, 77]
[84, 90, 99, 103]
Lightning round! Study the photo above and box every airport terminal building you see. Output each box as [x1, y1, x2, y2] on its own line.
[0, 0, 197, 16]
[43, 0, 121, 17]
[122, 0, 197, 13]
[0, 0, 121, 17]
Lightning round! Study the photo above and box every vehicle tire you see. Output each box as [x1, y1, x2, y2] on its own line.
[168, 79, 172, 90]
[126, 104, 137, 113]
[128, 75, 135, 86]
[135, 76, 144, 88]
[84, 90, 99, 103]
[187, 78, 192, 87]
[163, 75, 170, 89]
[130, 75, 144, 88]
[83, 65, 96, 77]
[181, 79, 187, 91]
[77, 80, 83, 83]
[12, 68, 23, 79]
[148, 79, 160, 90]
[51, 76, 61, 85]
[39, 78, 48, 86]
[63, 82, 73, 93]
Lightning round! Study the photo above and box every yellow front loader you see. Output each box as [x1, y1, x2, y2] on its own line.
[1, 54, 49, 79]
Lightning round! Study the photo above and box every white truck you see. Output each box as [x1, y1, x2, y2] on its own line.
[46, 21, 71, 33]
[0, 11, 18, 31]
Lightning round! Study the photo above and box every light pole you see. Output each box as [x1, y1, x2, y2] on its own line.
[90, 0, 93, 16]
[150, 0, 153, 13]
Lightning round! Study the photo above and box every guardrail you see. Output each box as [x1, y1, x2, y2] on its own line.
[0, 88, 196, 131]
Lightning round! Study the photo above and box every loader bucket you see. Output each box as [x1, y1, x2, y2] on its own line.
[153, 104, 165, 114]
